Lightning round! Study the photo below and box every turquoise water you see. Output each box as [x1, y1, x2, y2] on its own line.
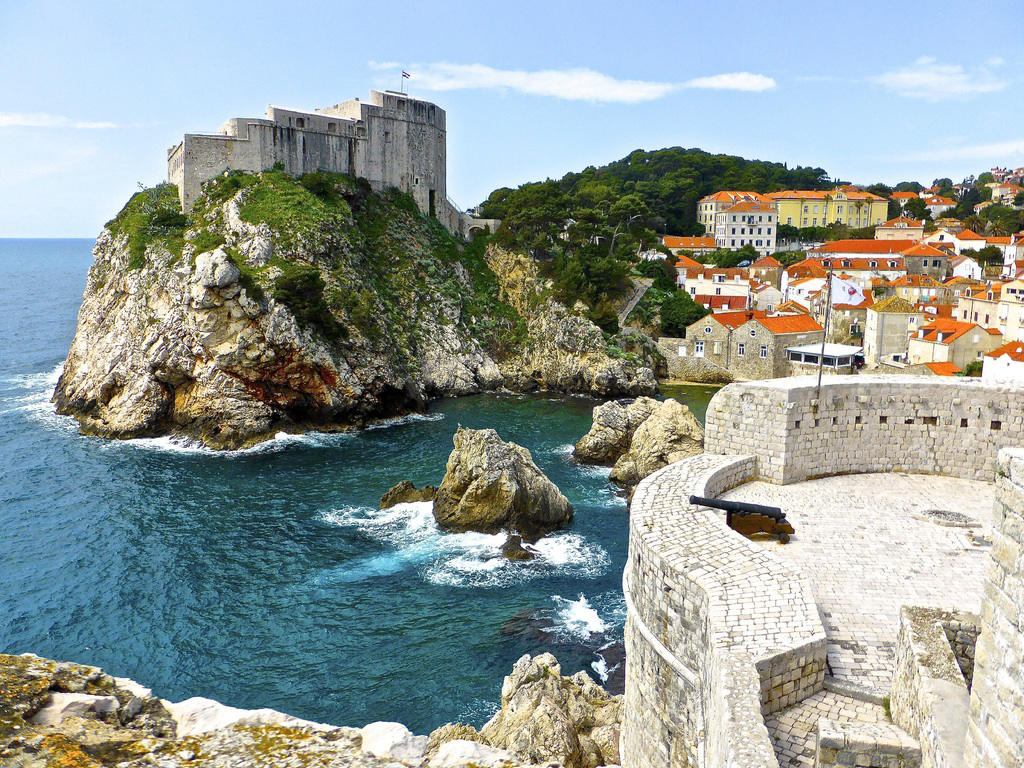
[0, 239, 717, 732]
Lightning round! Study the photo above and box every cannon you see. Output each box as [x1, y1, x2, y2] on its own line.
[688, 495, 794, 543]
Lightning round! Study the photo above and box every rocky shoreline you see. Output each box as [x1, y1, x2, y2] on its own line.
[52, 175, 658, 450]
[1, 652, 620, 768]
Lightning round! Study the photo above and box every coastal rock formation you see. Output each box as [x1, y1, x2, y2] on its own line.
[53, 176, 656, 449]
[502, 534, 536, 561]
[608, 399, 704, 488]
[434, 427, 573, 540]
[1, 652, 619, 768]
[573, 397, 659, 465]
[480, 653, 622, 768]
[380, 480, 438, 508]
[574, 397, 704, 490]
[486, 247, 658, 398]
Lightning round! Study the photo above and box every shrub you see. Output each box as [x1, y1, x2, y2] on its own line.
[660, 293, 709, 337]
[273, 264, 345, 341]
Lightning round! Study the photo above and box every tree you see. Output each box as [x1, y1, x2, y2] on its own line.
[904, 197, 930, 221]
[886, 200, 902, 219]
[660, 293, 710, 337]
[963, 360, 983, 377]
[777, 223, 800, 242]
[974, 245, 1003, 268]
[774, 250, 807, 267]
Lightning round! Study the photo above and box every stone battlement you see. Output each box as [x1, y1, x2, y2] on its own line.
[167, 90, 494, 239]
[624, 375, 1024, 768]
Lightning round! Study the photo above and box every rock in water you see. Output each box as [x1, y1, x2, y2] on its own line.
[433, 427, 572, 540]
[608, 398, 704, 488]
[480, 653, 622, 768]
[573, 397, 660, 464]
[501, 534, 535, 561]
[380, 480, 437, 508]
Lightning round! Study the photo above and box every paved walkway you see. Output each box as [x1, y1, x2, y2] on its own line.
[721, 472, 994, 765]
[763, 690, 886, 768]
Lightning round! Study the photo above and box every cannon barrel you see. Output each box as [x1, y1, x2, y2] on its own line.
[688, 495, 786, 521]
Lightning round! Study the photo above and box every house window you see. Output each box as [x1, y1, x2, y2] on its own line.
[327, 122, 337, 132]
[749, 328, 757, 337]
[712, 342, 721, 354]
[296, 117, 305, 128]
[695, 341, 705, 356]
[760, 345, 768, 358]
[704, 326, 712, 334]
[738, 342, 745, 356]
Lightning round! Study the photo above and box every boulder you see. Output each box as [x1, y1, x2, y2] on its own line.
[164, 696, 332, 737]
[428, 739, 520, 768]
[360, 721, 428, 761]
[433, 427, 572, 540]
[573, 397, 659, 465]
[28, 692, 120, 726]
[608, 398, 704, 488]
[426, 722, 488, 757]
[501, 534, 535, 561]
[380, 480, 438, 509]
[480, 653, 622, 768]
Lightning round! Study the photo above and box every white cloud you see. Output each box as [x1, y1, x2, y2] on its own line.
[0, 112, 117, 129]
[371, 62, 776, 103]
[871, 57, 1006, 101]
[682, 72, 776, 92]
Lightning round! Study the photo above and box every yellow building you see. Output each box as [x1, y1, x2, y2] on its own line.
[767, 186, 888, 229]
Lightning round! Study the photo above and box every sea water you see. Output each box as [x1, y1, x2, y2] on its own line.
[0, 239, 717, 732]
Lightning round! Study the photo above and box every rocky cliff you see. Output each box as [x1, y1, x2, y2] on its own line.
[53, 173, 657, 449]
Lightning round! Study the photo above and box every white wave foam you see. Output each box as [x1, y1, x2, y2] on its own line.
[1, 362, 79, 431]
[554, 443, 574, 456]
[365, 412, 445, 430]
[318, 503, 609, 588]
[591, 655, 609, 683]
[547, 594, 608, 641]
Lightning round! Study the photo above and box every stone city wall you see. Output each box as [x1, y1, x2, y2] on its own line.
[814, 719, 921, 768]
[963, 447, 1024, 768]
[705, 375, 1024, 484]
[891, 606, 970, 768]
[622, 453, 826, 768]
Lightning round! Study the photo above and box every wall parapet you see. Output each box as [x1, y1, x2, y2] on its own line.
[622, 453, 826, 768]
[705, 375, 1024, 484]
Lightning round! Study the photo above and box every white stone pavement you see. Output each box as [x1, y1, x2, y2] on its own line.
[721, 472, 995, 765]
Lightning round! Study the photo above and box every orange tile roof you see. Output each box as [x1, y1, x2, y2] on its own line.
[751, 255, 781, 268]
[674, 253, 703, 268]
[985, 341, 1024, 362]
[958, 229, 985, 240]
[774, 301, 811, 315]
[785, 260, 829, 279]
[813, 239, 917, 255]
[890, 191, 919, 200]
[924, 361, 962, 376]
[707, 309, 767, 329]
[767, 186, 885, 202]
[917, 320, 989, 345]
[924, 196, 956, 206]
[664, 235, 716, 250]
[682, 267, 751, 279]
[889, 274, 942, 287]
[987, 236, 1011, 245]
[901, 242, 948, 258]
[880, 216, 924, 227]
[754, 314, 823, 334]
[725, 200, 777, 213]
[694, 295, 748, 310]
[698, 190, 773, 204]
[834, 293, 874, 309]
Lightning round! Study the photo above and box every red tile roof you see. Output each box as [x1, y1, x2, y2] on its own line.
[694, 294, 749, 310]
[889, 274, 942, 287]
[725, 200, 776, 213]
[985, 341, 1024, 362]
[880, 216, 924, 227]
[901, 242, 948, 258]
[924, 196, 956, 206]
[754, 314, 823, 334]
[958, 229, 986, 241]
[698, 191, 773, 204]
[774, 301, 811, 315]
[707, 309, 767, 329]
[924, 361, 962, 376]
[664, 235, 716, 250]
[917, 320, 995, 345]
[890, 191, 919, 200]
[674, 253, 703, 268]
[751, 255, 781, 268]
[812, 239, 916, 255]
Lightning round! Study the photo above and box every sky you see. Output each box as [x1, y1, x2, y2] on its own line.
[1, 0, 1023, 237]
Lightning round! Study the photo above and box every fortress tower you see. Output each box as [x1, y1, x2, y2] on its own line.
[167, 90, 493, 237]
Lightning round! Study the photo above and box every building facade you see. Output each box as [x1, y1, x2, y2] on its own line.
[768, 186, 888, 228]
[863, 295, 923, 366]
[907, 320, 1003, 369]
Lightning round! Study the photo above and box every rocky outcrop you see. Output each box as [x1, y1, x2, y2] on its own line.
[608, 399, 703, 488]
[2, 652, 619, 768]
[54, 178, 657, 450]
[573, 397, 659, 465]
[574, 397, 704, 490]
[380, 480, 438, 508]
[479, 653, 622, 768]
[502, 534, 536, 561]
[486, 247, 657, 398]
[433, 427, 573, 540]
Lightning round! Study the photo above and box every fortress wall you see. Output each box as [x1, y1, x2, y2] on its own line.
[964, 447, 1024, 768]
[704, 375, 1024, 484]
[623, 454, 825, 768]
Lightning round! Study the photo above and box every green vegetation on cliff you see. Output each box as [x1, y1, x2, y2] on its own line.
[109, 171, 526, 364]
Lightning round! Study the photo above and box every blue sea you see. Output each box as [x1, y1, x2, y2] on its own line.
[0, 238, 718, 732]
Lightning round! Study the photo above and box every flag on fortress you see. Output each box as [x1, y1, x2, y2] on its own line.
[402, 70, 410, 78]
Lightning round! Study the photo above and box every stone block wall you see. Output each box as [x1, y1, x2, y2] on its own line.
[938, 615, 980, 690]
[891, 607, 970, 768]
[622, 454, 826, 768]
[815, 720, 921, 768]
[705, 375, 1024, 484]
[963, 447, 1024, 768]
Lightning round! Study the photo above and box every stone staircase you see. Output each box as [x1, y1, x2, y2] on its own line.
[618, 278, 653, 328]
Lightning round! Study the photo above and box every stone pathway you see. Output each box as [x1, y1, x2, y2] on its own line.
[722, 473, 993, 695]
[763, 690, 886, 768]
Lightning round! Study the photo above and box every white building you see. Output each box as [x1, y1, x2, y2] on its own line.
[982, 341, 1024, 383]
[712, 200, 778, 256]
[695, 191, 771, 235]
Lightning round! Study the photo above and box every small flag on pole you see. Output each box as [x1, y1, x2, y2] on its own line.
[402, 71, 411, 79]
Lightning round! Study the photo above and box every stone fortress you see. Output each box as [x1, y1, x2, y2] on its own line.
[167, 89, 498, 239]
[624, 375, 1024, 768]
